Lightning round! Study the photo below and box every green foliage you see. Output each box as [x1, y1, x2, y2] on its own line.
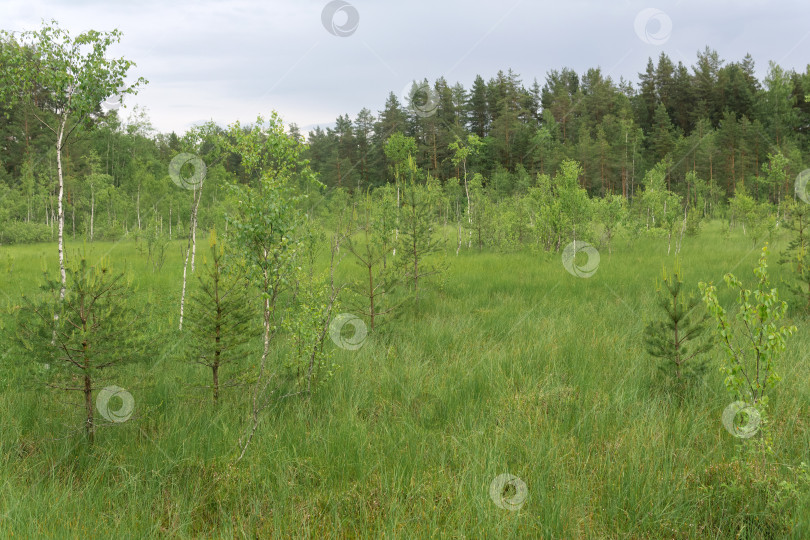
[466, 173, 492, 249]
[0, 221, 52, 245]
[135, 218, 169, 273]
[643, 260, 713, 386]
[13, 253, 146, 442]
[344, 191, 402, 329]
[222, 113, 315, 295]
[693, 458, 810, 538]
[384, 133, 417, 185]
[523, 161, 592, 252]
[492, 196, 531, 251]
[371, 184, 398, 269]
[638, 160, 684, 252]
[0, 21, 146, 121]
[282, 232, 341, 392]
[700, 245, 797, 431]
[184, 230, 255, 402]
[778, 199, 810, 312]
[555, 159, 591, 242]
[397, 181, 446, 304]
[594, 194, 627, 254]
[684, 206, 703, 237]
[728, 186, 776, 246]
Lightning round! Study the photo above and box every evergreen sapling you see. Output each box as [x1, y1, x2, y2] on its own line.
[643, 260, 713, 384]
[185, 230, 255, 403]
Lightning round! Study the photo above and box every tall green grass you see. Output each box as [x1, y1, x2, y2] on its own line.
[0, 223, 808, 538]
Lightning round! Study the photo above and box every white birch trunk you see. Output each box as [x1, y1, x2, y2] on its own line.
[178, 246, 190, 330]
[56, 117, 66, 299]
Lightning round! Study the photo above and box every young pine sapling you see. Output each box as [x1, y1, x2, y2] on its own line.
[398, 180, 446, 305]
[778, 199, 810, 312]
[344, 192, 402, 330]
[184, 230, 255, 403]
[15, 255, 145, 443]
[643, 260, 713, 386]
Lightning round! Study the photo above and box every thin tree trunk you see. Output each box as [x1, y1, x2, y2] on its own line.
[178, 245, 191, 330]
[191, 185, 200, 272]
[84, 373, 94, 444]
[212, 364, 219, 403]
[456, 200, 462, 256]
[191, 220, 197, 271]
[56, 118, 67, 299]
[90, 185, 95, 242]
[238, 263, 273, 462]
[368, 265, 375, 330]
[179, 182, 204, 329]
[394, 182, 399, 257]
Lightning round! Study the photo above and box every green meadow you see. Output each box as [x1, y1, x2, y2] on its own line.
[1, 223, 809, 538]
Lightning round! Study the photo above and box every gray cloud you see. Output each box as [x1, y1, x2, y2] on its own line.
[2, 0, 808, 134]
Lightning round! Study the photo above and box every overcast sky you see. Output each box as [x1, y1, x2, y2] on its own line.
[2, 0, 809, 135]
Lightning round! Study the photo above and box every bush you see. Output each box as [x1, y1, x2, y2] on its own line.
[0, 220, 53, 245]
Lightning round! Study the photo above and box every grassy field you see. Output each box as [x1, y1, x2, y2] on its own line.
[0, 223, 809, 538]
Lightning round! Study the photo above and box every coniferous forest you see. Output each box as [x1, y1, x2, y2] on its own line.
[1, 46, 810, 244]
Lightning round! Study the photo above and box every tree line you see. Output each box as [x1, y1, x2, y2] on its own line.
[1, 29, 810, 248]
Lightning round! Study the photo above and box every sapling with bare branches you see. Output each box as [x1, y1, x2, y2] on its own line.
[14, 254, 146, 443]
[184, 229, 255, 403]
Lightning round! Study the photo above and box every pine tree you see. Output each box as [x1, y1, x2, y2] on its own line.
[398, 174, 446, 304]
[184, 230, 255, 403]
[643, 260, 713, 385]
[344, 191, 402, 329]
[778, 199, 810, 312]
[14, 254, 146, 443]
